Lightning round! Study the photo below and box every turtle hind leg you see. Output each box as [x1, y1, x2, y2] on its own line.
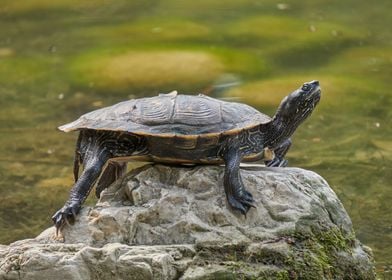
[266, 138, 292, 167]
[222, 138, 256, 215]
[52, 151, 110, 231]
[52, 131, 111, 231]
[52, 131, 147, 232]
[95, 161, 127, 198]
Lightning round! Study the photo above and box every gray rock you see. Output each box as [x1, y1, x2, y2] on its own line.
[0, 165, 376, 279]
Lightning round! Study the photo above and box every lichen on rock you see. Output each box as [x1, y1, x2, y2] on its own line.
[0, 165, 376, 279]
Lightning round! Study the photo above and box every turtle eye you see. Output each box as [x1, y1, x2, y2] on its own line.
[301, 83, 311, 91]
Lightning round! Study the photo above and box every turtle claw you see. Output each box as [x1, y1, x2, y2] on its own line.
[242, 199, 256, 209]
[52, 202, 81, 234]
[266, 158, 288, 167]
[228, 196, 248, 215]
[244, 190, 254, 199]
[228, 191, 256, 216]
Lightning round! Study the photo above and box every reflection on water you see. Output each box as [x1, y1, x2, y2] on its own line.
[0, 0, 391, 275]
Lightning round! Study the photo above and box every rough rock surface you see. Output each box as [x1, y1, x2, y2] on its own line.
[0, 165, 375, 279]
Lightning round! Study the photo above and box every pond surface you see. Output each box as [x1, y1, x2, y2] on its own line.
[0, 0, 391, 275]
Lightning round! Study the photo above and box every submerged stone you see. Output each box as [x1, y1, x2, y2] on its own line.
[0, 165, 376, 279]
[70, 50, 223, 93]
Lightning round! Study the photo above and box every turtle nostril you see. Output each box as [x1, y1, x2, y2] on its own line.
[302, 80, 319, 91]
[310, 80, 319, 86]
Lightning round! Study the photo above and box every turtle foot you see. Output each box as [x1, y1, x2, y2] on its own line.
[266, 158, 288, 167]
[228, 191, 256, 215]
[52, 201, 81, 234]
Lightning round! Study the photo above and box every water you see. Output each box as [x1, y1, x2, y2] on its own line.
[0, 0, 391, 275]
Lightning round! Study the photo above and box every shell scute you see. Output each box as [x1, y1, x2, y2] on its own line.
[172, 95, 221, 125]
[135, 96, 174, 125]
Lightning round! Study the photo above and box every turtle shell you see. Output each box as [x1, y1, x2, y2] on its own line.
[59, 91, 271, 136]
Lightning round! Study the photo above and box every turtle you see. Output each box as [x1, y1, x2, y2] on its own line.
[52, 80, 321, 230]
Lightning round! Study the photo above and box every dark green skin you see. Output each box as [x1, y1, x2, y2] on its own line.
[52, 80, 321, 231]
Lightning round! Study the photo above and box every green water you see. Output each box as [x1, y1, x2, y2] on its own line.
[0, 0, 391, 275]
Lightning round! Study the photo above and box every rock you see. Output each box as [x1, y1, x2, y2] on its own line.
[0, 165, 376, 279]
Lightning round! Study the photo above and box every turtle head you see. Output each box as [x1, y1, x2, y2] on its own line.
[274, 80, 321, 122]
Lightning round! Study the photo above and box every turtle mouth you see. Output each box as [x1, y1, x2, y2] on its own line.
[298, 81, 321, 117]
[303, 91, 320, 114]
[303, 80, 321, 106]
[309, 88, 321, 105]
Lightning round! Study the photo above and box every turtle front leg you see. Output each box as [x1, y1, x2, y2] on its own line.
[222, 138, 256, 215]
[266, 138, 292, 167]
[52, 136, 111, 231]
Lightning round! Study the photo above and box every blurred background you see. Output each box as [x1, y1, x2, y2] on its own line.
[0, 0, 390, 275]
